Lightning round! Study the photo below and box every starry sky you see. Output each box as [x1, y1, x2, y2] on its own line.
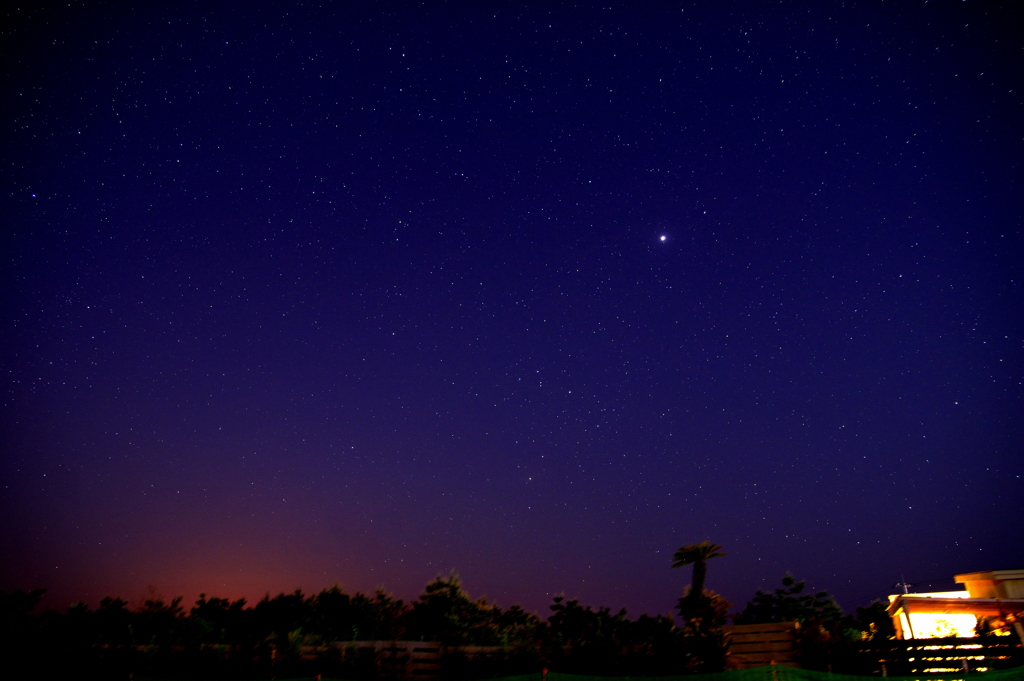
[2, 1, 1022, 618]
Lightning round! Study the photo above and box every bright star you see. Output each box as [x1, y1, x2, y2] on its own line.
[659, 235, 667, 242]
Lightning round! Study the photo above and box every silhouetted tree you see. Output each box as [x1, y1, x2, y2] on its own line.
[546, 595, 632, 674]
[0, 589, 47, 671]
[629, 613, 686, 675]
[307, 585, 355, 641]
[134, 594, 186, 646]
[670, 542, 729, 672]
[738, 574, 861, 671]
[0, 588, 46, 637]
[95, 597, 133, 645]
[190, 594, 249, 644]
[408, 572, 507, 645]
[738, 573, 842, 625]
[672, 542, 727, 606]
[675, 589, 730, 673]
[855, 599, 895, 641]
[354, 588, 408, 640]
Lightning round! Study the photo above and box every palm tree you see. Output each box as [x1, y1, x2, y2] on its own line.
[672, 541, 727, 599]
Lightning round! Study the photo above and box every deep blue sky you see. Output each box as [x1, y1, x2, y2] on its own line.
[2, 0, 1022, 618]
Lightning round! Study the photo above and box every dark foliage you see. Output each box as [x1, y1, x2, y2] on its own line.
[737, 574, 872, 673]
[676, 588, 731, 673]
[3, 572, 900, 679]
[737, 573, 844, 626]
[855, 599, 896, 641]
[545, 595, 684, 675]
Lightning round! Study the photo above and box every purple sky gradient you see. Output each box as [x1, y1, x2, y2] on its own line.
[2, 0, 1022, 618]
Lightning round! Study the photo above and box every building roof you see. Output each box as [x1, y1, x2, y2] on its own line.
[887, 595, 1024, 618]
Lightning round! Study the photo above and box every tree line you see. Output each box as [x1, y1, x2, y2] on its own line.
[1, 542, 896, 680]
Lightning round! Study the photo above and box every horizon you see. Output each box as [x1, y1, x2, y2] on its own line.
[10, 560, 978, 619]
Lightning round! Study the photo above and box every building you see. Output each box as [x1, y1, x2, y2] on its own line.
[887, 569, 1024, 642]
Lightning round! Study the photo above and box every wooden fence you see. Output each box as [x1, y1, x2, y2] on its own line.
[724, 622, 799, 669]
[297, 641, 501, 680]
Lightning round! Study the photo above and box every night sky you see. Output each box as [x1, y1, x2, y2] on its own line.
[2, 1, 1022, 619]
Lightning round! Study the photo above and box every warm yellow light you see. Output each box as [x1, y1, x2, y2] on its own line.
[905, 612, 977, 639]
[891, 590, 978, 639]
